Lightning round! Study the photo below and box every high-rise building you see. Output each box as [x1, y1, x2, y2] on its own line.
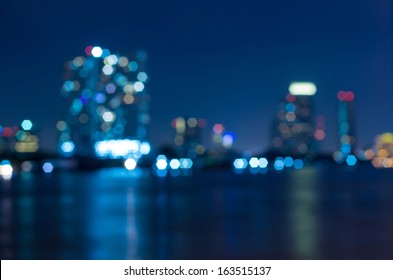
[58, 46, 150, 159]
[271, 82, 317, 157]
[172, 117, 206, 158]
[335, 90, 356, 162]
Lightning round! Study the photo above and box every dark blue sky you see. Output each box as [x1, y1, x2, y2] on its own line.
[0, 0, 392, 153]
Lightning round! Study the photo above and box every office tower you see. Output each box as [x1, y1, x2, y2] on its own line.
[58, 46, 150, 159]
[336, 90, 356, 160]
[172, 117, 206, 158]
[271, 82, 317, 156]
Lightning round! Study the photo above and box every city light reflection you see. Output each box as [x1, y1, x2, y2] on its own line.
[0, 160, 13, 179]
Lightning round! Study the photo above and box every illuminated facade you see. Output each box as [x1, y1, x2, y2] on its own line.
[272, 82, 317, 156]
[58, 46, 150, 159]
[172, 117, 206, 158]
[333, 90, 356, 163]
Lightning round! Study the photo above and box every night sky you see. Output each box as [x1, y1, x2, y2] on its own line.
[0, 0, 392, 153]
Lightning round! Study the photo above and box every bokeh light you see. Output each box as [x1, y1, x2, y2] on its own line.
[91, 46, 103, 57]
[42, 162, 54, 173]
[21, 120, 33, 131]
[124, 158, 137, 170]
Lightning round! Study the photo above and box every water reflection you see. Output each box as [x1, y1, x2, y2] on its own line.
[289, 168, 319, 259]
[1, 195, 13, 259]
[126, 189, 138, 259]
[1, 166, 393, 259]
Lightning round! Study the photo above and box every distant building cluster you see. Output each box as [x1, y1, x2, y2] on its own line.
[269, 83, 360, 168]
[172, 117, 206, 158]
[171, 117, 236, 160]
[0, 120, 39, 155]
[359, 133, 393, 169]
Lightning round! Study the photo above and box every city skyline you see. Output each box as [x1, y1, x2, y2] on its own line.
[1, 0, 392, 153]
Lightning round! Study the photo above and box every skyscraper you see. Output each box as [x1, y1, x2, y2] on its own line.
[58, 46, 150, 159]
[271, 82, 317, 157]
[335, 90, 356, 162]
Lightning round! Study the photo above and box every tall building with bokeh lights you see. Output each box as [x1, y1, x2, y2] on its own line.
[271, 82, 317, 157]
[333, 90, 356, 163]
[57, 46, 151, 160]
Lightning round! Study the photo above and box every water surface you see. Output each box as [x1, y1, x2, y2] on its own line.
[1, 165, 393, 259]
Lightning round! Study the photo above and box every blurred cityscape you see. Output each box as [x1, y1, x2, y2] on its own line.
[1, 42, 393, 260]
[0, 46, 392, 179]
[3, 0, 393, 261]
